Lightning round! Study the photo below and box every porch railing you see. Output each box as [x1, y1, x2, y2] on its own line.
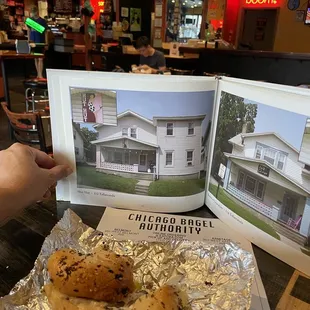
[227, 184, 279, 221]
[100, 162, 139, 172]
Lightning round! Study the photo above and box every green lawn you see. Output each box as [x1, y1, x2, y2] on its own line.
[209, 183, 280, 240]
[77, 165, 138, 194]
[148, 178, 205, 197]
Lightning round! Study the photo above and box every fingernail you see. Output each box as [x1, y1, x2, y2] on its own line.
[66, 167, 73, 176]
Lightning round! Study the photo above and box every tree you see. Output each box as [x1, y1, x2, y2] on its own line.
[80, 127, 98, 162]
[80, 127, 98, 149]
[211, 92, 257, 177]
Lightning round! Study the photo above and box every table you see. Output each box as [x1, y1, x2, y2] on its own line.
[0, 51, 44, 110]
[0, 201, 309, 309]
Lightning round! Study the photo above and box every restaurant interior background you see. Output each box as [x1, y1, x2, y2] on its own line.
[1, 0, 310, 52]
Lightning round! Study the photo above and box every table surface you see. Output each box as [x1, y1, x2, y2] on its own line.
[0, 50, 44, 59]
[0, 200, 309, 310]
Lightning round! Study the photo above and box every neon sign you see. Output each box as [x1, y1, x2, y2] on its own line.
[90, 0, 105, 19]
[244, 0, 279, 6]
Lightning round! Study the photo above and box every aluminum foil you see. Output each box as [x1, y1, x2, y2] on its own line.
[0, 209, 255, 310]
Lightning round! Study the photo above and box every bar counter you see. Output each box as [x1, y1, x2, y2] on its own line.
[180, 47, 310, 86]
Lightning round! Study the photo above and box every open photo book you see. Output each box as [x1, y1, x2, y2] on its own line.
[47, 70, 310, 281]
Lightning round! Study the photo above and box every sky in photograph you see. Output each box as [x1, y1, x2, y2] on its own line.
[246, 100, 308, 150]
[80, 90, 214, 134]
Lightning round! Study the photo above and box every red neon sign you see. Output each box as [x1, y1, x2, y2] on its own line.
[244, 0, 279, 6]
[90, 0, 105, 20]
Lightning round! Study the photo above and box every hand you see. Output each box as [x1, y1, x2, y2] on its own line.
[139, 64, 151, 71]
[0, 144, 73, 220]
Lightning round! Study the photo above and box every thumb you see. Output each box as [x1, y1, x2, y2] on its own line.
[45, 165, 73, 186]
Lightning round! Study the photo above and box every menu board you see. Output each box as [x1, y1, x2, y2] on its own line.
[54, 0, 72, 13]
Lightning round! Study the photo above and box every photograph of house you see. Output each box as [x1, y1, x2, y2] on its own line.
[73, 89, 214, 197]
[209, 91, 310, 254]
[92, 110, 206, 180]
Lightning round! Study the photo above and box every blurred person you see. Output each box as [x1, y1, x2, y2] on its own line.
[136, 36, 166, 73]
[27, 5, 49, 79]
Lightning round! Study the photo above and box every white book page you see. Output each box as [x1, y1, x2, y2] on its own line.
[97, 208, 270, 310]
[205, 77, 310, 275]
[47, 70, 216, 212]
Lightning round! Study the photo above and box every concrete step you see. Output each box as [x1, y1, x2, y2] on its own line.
[136, 175, 153, 181]
[136, 185, 149, 190]
[135, 186, 148, 190]
[135, 190, 149, 195]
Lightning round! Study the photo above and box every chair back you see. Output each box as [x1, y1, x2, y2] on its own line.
[1, 102, 50, 153]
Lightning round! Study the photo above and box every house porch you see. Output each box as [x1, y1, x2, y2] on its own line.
[96, 146, 157, 179]
[224, 159, 310, 239]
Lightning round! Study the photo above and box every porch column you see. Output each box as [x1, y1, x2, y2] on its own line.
[156, 148, 160, 179]
[223, 159, 232, 189]
[96, 145, 101, 168]
[300, 197, 310, 237]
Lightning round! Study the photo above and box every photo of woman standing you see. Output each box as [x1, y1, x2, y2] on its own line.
[82, 93, 103, 123]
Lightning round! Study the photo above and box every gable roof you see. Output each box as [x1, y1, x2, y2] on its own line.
[224, 153, 310, 196]
[118, 110, 154, 126]
[94, 110, 154, 129]
[228, 132, 298, 154]
[91, 136, 158, 148]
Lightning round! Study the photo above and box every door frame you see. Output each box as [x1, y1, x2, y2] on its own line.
[236, 8, 280, 51]
[281, 192, 299, 222]
[139, 153, 148, 172]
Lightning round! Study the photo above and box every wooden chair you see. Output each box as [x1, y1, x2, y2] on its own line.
[1, 102, 52, 154]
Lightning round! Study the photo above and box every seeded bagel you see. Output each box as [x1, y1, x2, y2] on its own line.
[47, 248, 135, 302]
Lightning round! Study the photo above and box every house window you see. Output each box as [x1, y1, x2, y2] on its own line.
[124, 152, 130, 165]
[255, 145, 263, 159]
[165, 152, 173, 166]
[140, 154, 147, 166]
[130, 128, 137, 139]
[237, 171, 245, 189]
[305, 165, 310, 171]
[256, 143, 287, 170]
[122, 128, 128, 136]
[75, 147, 79, 155]
[186, 150, 194, 166]
[188, 122, 194, 135]
[263, 148, 277, 165]
[256, 181, 265, 200]
[73, 130, 76, 140]
[115, 152, 122, 163]
[166, 123, 174, 136]
[107, 151, 113, 162]
[276, 153, 286, 171]
[244, 175, 257, 195]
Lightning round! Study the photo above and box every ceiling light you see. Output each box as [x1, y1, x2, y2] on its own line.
[194, 4, 197, 6]
[199, 1, 202, 4]
[183, 2, 186, 4]
[191, 5, 194, 7]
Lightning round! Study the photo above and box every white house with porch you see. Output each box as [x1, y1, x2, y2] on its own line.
[91, 110, 206, 180]
[222, 132, 310, 239]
